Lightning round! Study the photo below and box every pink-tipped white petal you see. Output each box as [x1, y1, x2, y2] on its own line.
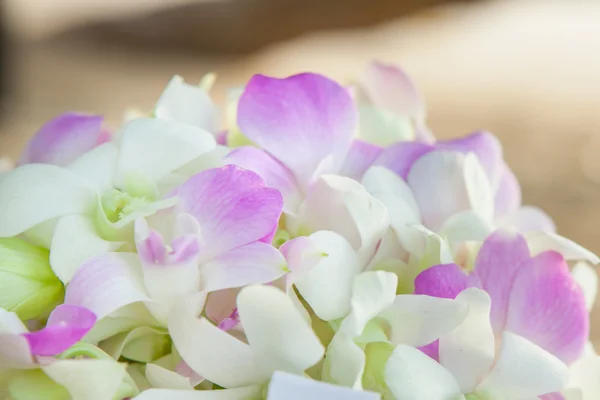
[476, 332, 569, 399]
[177, 165, 283, 260]
[200, 242, 286, 292]
[268, 371, 380, 400]
[385, 344, 463, 400]
[237, 285, 324, 375]
[237, 73, 356, 185]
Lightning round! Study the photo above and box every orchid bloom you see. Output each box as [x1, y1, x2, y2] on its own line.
[384, 288, 569, 400]
[63, 166, 285, 357]
[414, 229, 589, 366]
[0, 117, 219, 283]
[266, 371, 380, 400]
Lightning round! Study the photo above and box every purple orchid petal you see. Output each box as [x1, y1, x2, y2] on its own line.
[373, 141, 433, 180]
[23, 305, 96, 356]
[494, 165, 522, 217]
[418, 341, 440, 362]
[539, 393, 567, 400]
[237, 73, 356, 185]
[438, 131, 503, 188]
[338, 139, 383, 181]
[205, 288, 240, 328]
[215, 130, 228, 146]
[474, 229, 531, 333]
[414, 263, 482, 299]
[177, 165, 283, 260]
[506, 251, 588, 364]
[360, 61, 425, 120]
[20, 113, 109, 166]
[217, 308, 240, 332]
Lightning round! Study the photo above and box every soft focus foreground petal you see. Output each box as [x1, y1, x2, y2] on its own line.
[569, 355, 600, 400]
[65, 253, 150, 319]
[238, 73, 356, 184]
[414, 263, 481, 299]
[293, 231, 361, 321]
[168, 293, 267, 387]
[462, 153, 494, 222]
[525, 231, 599, 264]
[237, 285, 324, 375]
[506, 252, 588, 364]
[322, 333, 366, 389]
[224, 146, 302, 213]
[378, 294, 468, 347]
[177, 165, 283, 259]
[339, 139, 383, 180]
[407, 151, 472, 231]
[385, 344, 464, 400]
[135, 386, 262, 400]
[24, 304, 96, 356]
[50, 215, 122, 283]
[475, 229, 531, 332]
[20, 113, 108, 166]
[360, 62, 424, 120]
[295, 175, 388, 259]
[339, 271, 397, 337]
[572, 262, 597, 311]
[439, 288, 495, 393]
[114, 118, 216, 188]
[0, 164, 95, 237]
[268, 371, 380, 400]
[476, 332, 569, 400]
[494, 166, 522, 217]
[200, 242, 286, 292]
[373, 141, 432, 180]
[43, 359, 134, 400]
[498, 206, 556, 233]
[155, 75, 218, 131]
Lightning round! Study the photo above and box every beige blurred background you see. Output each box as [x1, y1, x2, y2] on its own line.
[1, 0, 600, 339]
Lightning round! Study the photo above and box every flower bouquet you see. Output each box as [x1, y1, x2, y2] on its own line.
[0, 63, 598, 400]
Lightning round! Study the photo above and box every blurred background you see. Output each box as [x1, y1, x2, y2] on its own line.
[1, 0, 600, 337]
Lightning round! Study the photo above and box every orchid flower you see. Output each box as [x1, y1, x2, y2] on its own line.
[414, 230, 589, 365]
[384, 288, 569, 400]
[0, 117, 219, 283]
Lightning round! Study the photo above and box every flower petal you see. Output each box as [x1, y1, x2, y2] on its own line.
[385, 344, 463, 400]
[67, 142, 119, 193]
[65, 253, 150, 320]
[377, 294, 468, 347]
[0, 164, 96, 237]
[200, 242, 286, 292]
[568, 355, 600, 400]
[322, 333, 365, 389]
[462, 153, 494, 222]
[114, 118, 216, 188]
[373, 141, 432, 180]
[237, 285, 324, 375]
[439, 210, 493, 246]
[135, 386, 262, 400]
[237, 73, 356, 184]
[494, 166, 522, 217]
[476, 332, 569, 399]
[155, 75, 218, 131]
[505, 251, 588, 364]
[338, 139, 383, 181]
[0, 309, 34, 367]
[145, 363, 195, 390]
[267, 371, 380, 400]
[50, 215, 123, 283]
[572, 262, 597, 312]
[20, 113, 109, 166]
[23, 304, 96, 356]
[177, 165, 283, 260]
[224, 146, 302, 213]
[168, 293, 267, 388]
[357, 105, 415, 145]
[292, 231, 362, 321]
[414, 264, 482, 299]
[474, 229, 531, 332]
[525, 231, 599, 264]
[498, 206, 556, 233]
[439, 288, 495, 394]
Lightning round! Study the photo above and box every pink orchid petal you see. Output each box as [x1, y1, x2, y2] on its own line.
[20, 113, 108, 166]
[338, 139, 382, 181]
[414, 263, 482, 299]
[418, 341, 440, 362]
[177, 166, 283, 260]
[475, 229, 531, 333]
[494, 165, 522, 217]
[539, 393, 567, 400]
[373, 141, 433, 180]
[205, 288, 240, 327]
[506, 251, 588, 364]
[199, 242, 286, 292]
[237, 73, 356, 185]
[499, 206, 557, 233]
[23, 305, 96, 356]
[360, 62, 425, 120]
[225, 146, 302, 213]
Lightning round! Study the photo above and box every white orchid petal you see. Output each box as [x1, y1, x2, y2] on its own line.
[67, 142, 119, 192]
[145, 363, 194, 390]
[322, 333, 365, 389]
[268, 371, 380, 400]
[525, 231, 599, 264]
[572, 262, 598, 312]
[463, 153, 494, 222]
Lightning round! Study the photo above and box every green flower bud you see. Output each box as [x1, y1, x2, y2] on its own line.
[0, 238, 64, 320]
